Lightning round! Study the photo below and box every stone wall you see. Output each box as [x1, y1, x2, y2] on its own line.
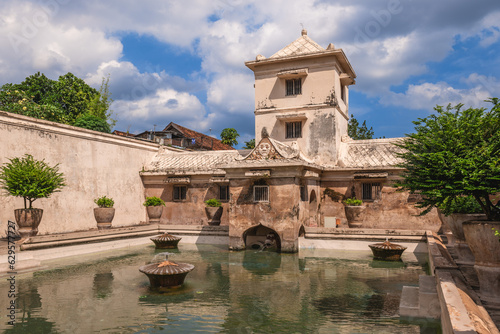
[0, 111, 158, 236]
[320, 180, 441, 232]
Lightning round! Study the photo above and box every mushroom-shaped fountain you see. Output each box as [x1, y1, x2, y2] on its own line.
[368, 238, 407, 261]
[139, 252, 194, 288]
[150, 233, 181, 249]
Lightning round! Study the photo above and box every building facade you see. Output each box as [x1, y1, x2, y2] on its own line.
[140, 30, 439, 253]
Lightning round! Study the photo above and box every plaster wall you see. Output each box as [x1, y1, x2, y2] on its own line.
[319, 179, 441, 231]
[0, 112, 158, 236]
[226, 176, 302, 252]
[143, 175, 230, 226]
[252, 56, 350, 165]
[252, 56, 348, 111]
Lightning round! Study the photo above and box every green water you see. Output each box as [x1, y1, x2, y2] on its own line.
[1, 244, 440, 333]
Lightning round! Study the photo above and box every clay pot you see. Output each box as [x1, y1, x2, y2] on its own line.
[444, 213, 485, 265]
[344, 206, 366, 228]
[94, 207, 115, 230]
[14, 208, 43, 238]
[146, 206, 163, 224]
[463, 220, 500, 305]
[205, 207, 223, 226]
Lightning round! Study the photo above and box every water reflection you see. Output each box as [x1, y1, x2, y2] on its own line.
[0, 245, 440, 333]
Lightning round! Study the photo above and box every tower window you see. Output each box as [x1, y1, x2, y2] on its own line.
[286, 121, 302, 139]
[286, 79, 301, 96]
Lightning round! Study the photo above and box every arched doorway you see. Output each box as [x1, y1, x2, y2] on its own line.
[243, 224, 281, 252]
[308, 189, 319, 226]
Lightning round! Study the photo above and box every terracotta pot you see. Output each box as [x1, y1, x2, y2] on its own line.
[463, 220, 500, 305]
[94, 207, 115, 230]
[443, 213, 485, 265]
[146, 206, 163, 224]
[14, 208, 43, 238]
[205, 207, 223, 226]
[344, 206, 366, 228]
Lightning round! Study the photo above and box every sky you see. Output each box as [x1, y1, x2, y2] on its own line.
[1, 0, 499, 147]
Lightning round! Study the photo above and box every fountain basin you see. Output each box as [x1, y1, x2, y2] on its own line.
[139, 260, 195, 288]
[369, 240, 407, 261]
[150, 233, 181, 249]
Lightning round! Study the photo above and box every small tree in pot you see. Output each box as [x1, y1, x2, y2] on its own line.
[94, 196, 115, 230]
[205, 198, 223, 226]
[143, 196, 165, 224]
[343, 198, 365, 228]
[0, 154, 65, 238]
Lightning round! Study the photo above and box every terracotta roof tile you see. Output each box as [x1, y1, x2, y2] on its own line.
[163, 122, 235, 151]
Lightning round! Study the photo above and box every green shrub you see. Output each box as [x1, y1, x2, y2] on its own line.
[143, 196, 165, 207]
[343, 198, 363, 206]
[94, 196, 114, 208]
[205, 198, 222, 207]
[439, 195, 483, 216]
[0, 154, 65, 209]
[74, 113, 111, 133]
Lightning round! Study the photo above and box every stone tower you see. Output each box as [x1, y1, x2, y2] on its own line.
[245, 29, 356, 165]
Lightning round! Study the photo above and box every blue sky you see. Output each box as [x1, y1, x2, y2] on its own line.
[1, 0, 499, 147]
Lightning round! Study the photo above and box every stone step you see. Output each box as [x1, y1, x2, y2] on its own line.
[400, 286, 420, 317]
[418, 275, 440, 319]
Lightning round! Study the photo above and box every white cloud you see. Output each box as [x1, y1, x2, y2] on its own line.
[380, 78, 497, 111]
[207, 72, 254, 114]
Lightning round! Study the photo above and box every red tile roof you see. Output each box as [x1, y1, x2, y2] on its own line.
[163, 122, 235, 151]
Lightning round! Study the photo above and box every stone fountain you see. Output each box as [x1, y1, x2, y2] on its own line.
[150, 233, 181, 249]
[139, 252, 194, 288]
[369, 238, 407, 261]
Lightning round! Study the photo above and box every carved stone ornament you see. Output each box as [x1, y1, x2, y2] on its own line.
[247, 138, 283, 160]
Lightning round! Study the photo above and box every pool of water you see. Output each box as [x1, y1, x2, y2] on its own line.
[1, 244, 441, 333]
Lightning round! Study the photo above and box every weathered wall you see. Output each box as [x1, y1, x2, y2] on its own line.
[319, 180, 441, 231]
[0, 112, 158, 236]
[143, 175, 230, 226]
[227, 176, 303, 252]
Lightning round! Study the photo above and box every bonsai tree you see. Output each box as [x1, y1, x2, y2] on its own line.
[0, 154, 65, 209]
[94, 196, 114, 208]
[205, 198, 222, 207]
[395, 99, 500, 220]
[143, 196, 165, 207]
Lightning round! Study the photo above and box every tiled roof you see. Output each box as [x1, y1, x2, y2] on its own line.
[270, 34, 325, 59]
[163, 122, 235, 151]
[145, 149, 243, 173]
[112, 130, 135, 137]
[339, 138, 405, 168]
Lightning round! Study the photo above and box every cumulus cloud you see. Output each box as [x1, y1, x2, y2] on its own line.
[380, 76, 499, 111]
[112, 88, 208, 133]
[0, 0, 499, 139]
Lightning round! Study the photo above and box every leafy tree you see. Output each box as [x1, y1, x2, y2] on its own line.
[220, 128, 239, 147]
[0, 72, 114, 130]
[74, 113, 111, 133]
[395, 99, 500, 220]
[348, 114, 374, 139]
[0, 154, 65, 209]
[52, 72, 99, 123]
[243, 138, 255, 149]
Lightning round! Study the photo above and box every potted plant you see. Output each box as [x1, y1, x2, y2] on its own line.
[343, 197, 365, 228]
[205, 198, 223, 226]
[437, 196, 485, 265]
[0, 154, 65, 238]
[94, 196, 115, 230]
[395, 99, 500, 302]
[143, 196, 165, 224]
